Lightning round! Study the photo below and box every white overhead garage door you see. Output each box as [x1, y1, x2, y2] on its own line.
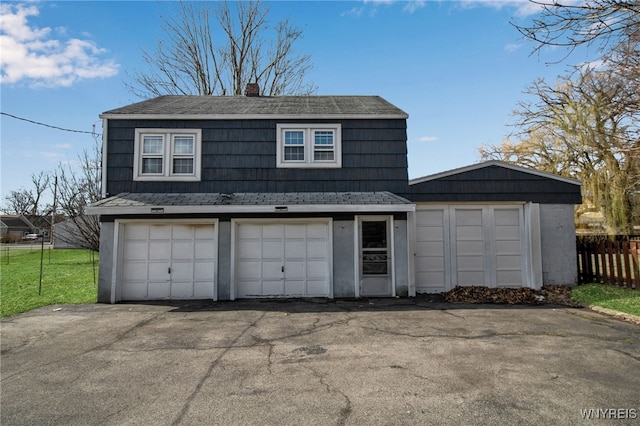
[121, 222, 217, 300]
[234, 221, 331, 298]
[415, 205, 541, 293]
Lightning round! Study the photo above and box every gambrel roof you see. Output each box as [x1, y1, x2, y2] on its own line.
[100, 95, 409, 120]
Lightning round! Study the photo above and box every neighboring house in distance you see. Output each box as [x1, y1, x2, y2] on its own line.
[53, 219, 85, 249]
[88, 88, 582, 303]
[0, 215, 37, 241]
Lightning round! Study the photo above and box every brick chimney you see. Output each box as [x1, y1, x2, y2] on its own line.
[245, 83, 260, 97]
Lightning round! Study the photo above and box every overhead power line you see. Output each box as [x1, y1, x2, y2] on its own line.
[1, 112, 101, 136]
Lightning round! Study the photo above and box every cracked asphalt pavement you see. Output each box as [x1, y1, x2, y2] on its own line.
[1, 297, 639, 425]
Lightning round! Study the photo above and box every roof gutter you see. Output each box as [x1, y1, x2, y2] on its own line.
[87, 203, 416, 216]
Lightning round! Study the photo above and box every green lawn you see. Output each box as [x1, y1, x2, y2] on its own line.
[1, 248, 98, 317]
[572, 283, 640, 317]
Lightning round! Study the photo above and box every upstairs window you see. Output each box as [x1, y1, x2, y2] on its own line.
[277, 124, 341, 168]
[134, 129, 201, 181]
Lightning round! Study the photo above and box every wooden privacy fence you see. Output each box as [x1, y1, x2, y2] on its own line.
[577, 237, 639, 289]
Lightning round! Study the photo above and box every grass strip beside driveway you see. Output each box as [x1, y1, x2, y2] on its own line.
[1, 248, 98, 317]
[571, 283, 640, 317]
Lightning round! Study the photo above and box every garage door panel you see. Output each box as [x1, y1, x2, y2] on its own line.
[171, 225, 193, 239]
[149, 241, 171, 260]
[194, 241, 215, 259]
[495, 226, 521, 239]
[194, 261, 214, 280]
[262, 261, 282, 279]
[285, 224, 306, 238]
[238, 261, 260, 279]
[121, 223, 216, 301]
[417, 210, 444, 225]
[306, 260, 327, 278]
[172, 241, 194, 260]
[123, 261, 147, 280]
[496, 240, 521, 254]
[455, 210, 482, 225]
[285, 241, 305, 258]
[306, 223, 328, 238]
[262, 281, 284, 295]
[149, 225, 171, 239]
[494, 209, 520, 225]
[284, 261, 304, 278]
[148, 281, 171, 298]
[124, 241, 148, 260]
[125, 224, 149, 239]
[284, 280, 305, 295]
[122, 282, 147, 299]
[262, 241, 282, 258]
[456, 240, 484, 254]
[497, 270, 523, 285]
[235, 222, 330, 298]
[148, 262, 170, 280]
[262, 224, 283, 238]
[238, 241, 260, 259]
[416, 205, 528, 293]
[306, 241, 327, 258]
[417, 226, 444, 241]
[170, 262, 193, 281]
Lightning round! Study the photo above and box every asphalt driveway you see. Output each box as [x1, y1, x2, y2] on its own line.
[1, 297, 639, 425]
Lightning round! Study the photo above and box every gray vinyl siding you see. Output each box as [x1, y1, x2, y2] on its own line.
[404, 165, 581, 204]
[105, 119, 408, 196]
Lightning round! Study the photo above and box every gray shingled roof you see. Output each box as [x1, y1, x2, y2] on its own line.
[100, 95, 408, 119]
[91, 192, 412, 208]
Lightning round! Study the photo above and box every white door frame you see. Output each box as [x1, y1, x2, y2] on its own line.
[354, 215, 395, 298]
[113, 218, 219, 302]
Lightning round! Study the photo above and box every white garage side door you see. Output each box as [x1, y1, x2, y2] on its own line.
[235, 221, 331, 298]
[415, 205, 527, 292]
[121, 223, 216, 300]
[414, 208, 449, 293]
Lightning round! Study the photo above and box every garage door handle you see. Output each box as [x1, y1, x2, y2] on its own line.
[281, 266, 284, 273]
[168, 267, 171, 274]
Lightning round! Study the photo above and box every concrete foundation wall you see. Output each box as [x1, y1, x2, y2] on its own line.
[539, 204, 578, 285]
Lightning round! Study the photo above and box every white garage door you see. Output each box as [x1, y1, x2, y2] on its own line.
[121, 222, 216, 300]
[235, 221, 331, 298]
[415, 205, 531, 293]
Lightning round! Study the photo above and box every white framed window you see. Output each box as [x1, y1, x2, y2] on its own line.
[134, 129, 201, 181]
[276, 123, 342, 168]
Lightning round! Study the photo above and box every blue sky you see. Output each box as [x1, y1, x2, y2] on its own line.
[0, 0, 589, 208]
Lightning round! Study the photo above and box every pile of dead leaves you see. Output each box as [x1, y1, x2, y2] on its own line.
[443, 285, 580, 306]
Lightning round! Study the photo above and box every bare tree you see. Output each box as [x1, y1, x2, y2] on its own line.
[514, 0, 640, 60]
[55, 140, 102, 251]
[128, 0, 315, 97]
[2, 171, 50, 215]
[481, 66, 639, 234]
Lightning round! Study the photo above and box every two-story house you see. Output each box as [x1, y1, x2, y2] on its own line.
[88, 88, 581, 303]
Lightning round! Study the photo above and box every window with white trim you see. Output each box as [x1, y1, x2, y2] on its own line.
[134, 129, 201, 181]
[276, 124, 342, 168]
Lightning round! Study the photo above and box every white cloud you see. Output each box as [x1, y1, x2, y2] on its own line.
[416, 135, 439, 142]
[504, 42, 522, 53]
[0, 3, 119, 87]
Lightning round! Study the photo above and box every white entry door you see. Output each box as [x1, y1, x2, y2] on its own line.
[121, 222, 217, 300]
[234, 221, 331, 298]
[358, 216, 393, 297]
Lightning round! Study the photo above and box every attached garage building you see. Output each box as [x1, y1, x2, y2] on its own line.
[405, 161, 582, 294]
